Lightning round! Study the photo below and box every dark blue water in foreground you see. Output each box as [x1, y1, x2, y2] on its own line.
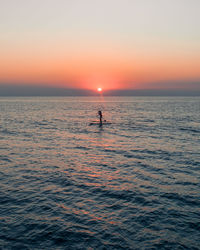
[0, 97, 200, 249]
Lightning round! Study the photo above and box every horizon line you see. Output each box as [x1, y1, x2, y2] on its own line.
[0, 83, 199, 96]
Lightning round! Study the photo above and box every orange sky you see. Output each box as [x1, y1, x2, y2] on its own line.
[0, 0, 200, 90]
[0, 44, 199, 90]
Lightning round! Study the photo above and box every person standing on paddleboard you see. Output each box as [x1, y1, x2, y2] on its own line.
[98, 110, 103, 126]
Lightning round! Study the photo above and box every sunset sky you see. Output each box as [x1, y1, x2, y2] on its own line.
[0, 0, 200, 91]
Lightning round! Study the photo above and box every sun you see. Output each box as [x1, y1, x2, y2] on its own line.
[97, 87, 102, 92]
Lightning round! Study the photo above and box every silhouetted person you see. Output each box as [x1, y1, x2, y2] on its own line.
[98, 110, 103, 126]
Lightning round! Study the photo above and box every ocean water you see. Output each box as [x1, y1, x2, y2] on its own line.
[0, 96, 199, 250]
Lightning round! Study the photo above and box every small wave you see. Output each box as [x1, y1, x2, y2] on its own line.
[0, 156, 12, 162]
[75, 145, 91, 151]
[0, 129, 17, 135]
[179, 127, 200, 133]
[161, 192, 200, 207]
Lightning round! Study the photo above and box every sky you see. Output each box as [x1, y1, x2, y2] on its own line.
[0, 0, 200, 92]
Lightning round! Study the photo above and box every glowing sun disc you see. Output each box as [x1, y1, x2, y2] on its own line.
[97, 88, 102, 92]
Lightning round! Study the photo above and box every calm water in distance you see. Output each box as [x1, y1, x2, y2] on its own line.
[0, 96, 200, 249]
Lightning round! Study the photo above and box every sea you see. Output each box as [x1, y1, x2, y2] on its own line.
[0, 96, 199, 250]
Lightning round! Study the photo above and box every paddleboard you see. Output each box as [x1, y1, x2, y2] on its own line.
[89, 121, 111, 126]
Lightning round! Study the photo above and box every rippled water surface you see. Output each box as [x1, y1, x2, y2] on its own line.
[0, 96, 200, 249]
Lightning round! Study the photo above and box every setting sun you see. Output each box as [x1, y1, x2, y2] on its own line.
[97, 88, 102, 92]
